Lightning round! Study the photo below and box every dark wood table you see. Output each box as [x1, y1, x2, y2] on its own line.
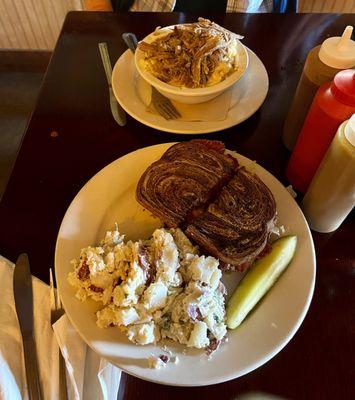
[1, 11, 354, 400]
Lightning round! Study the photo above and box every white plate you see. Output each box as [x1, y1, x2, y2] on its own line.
[112, 49, 269, 134]
[55, 144, 316, 387]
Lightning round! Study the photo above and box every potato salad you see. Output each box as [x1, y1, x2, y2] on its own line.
[68, 227, 227, 354]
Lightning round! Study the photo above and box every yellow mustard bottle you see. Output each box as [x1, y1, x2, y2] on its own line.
[302, 115, 355, 233]
[283, 26, 355, 151]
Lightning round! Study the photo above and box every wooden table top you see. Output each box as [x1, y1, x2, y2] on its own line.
[1, 11, 354, 400]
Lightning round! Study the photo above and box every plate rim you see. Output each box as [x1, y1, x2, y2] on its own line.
[55, 143, 316, 386]
[112, 48, 269, 134]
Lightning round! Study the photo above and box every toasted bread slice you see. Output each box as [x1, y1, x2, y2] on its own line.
[186, 167, 276, 269]
[136, 141, 236, 227]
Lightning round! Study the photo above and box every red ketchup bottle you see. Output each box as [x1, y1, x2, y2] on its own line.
[286, 69, 355, 193]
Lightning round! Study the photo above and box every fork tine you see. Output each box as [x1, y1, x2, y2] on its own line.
[52, 268, 61, 309]
[56, 285, 61, 309]
[151, 88, 181, 119]
[49, 268, 56, 310]
[49, 267, 53, 287]
[155, 103, 173, 120]
[158, 103, 175, 120]
[164, 102, 181, 118]
[160, 101, 179, 119]
[162, 103, 179, 119]
[171, 107, 181, 119]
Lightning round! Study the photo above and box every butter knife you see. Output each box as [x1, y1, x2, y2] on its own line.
[98, 42, 127, 126]
[13, 253, 42, 400]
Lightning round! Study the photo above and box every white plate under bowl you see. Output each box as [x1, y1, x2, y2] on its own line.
[55, 143, 316, 387]
[112, 49, 268, 134]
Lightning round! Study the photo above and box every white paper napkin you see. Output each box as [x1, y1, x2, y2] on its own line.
[144, 84, 234, 122]
[0, 255, 121, 400]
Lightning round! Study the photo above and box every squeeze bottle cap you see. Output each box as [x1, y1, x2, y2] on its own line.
[344, 114, 355, 147]
[330, 69, 355, 106]
[319, 26, 355, 69]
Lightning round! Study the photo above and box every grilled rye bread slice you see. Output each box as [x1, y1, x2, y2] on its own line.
[185, 167, 276, 270]
[136, 140, 236, 228]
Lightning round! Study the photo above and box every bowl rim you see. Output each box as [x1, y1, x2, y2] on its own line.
[135, 24, 249, 97]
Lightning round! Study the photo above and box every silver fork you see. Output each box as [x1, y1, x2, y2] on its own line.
[122, 32, 181, 120]
[50, 268, 68, 400]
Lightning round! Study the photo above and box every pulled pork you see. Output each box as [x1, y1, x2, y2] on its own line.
[138, 18, 242, 88]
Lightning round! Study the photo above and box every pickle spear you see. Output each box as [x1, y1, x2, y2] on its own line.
[226, 235, 297, 329]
